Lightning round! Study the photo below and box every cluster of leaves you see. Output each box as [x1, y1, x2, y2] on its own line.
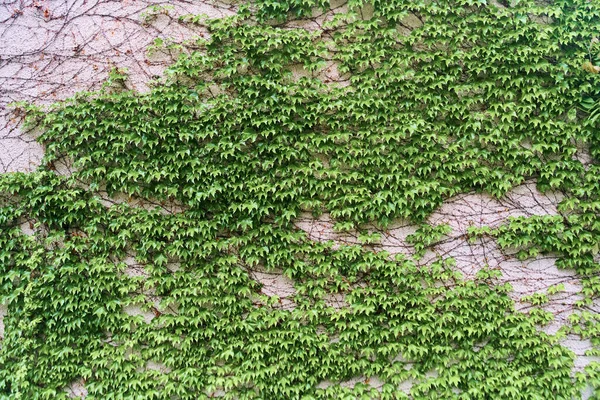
[407, 224, 452, 259]
[2, 0, 600, 398]
[469, 166, 600, 394]
[0, 173, 583, 398]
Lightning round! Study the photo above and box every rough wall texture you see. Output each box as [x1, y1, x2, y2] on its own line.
[0, 0, 234, 171]
[0, 1, 597, 398]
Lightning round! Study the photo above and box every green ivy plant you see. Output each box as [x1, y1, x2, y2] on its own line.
[2, 0, 600, 398]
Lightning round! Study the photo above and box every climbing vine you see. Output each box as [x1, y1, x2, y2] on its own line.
[2, 0, 600, 398]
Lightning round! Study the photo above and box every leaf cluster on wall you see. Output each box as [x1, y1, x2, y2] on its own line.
[2, 0, 600, 398]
